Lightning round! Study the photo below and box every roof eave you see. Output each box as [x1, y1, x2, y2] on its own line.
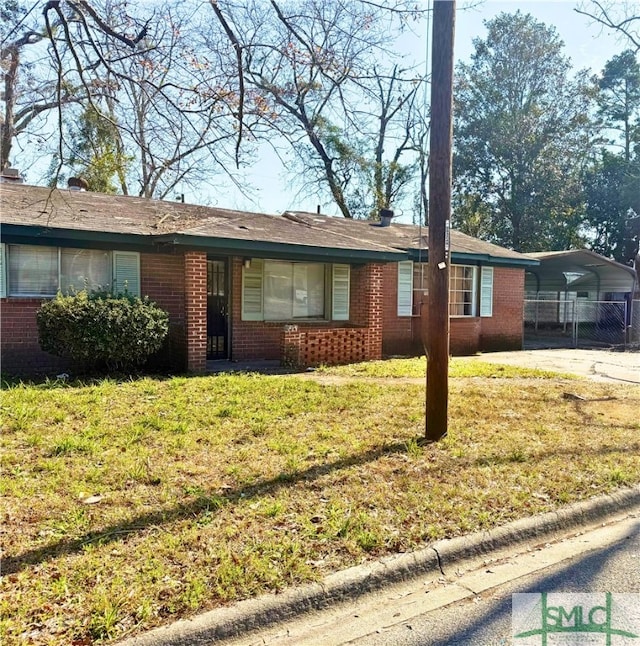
[0, 224, 155, 251]
[405, 247, 539, 267]
[158, 234, 407, 262]
[0, 224, 407, 262]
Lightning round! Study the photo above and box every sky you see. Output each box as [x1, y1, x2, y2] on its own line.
[199, 0, 630, 222]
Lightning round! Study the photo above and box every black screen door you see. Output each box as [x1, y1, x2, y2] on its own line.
[207, 259, 228, 359]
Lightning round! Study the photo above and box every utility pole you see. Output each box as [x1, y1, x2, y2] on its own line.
[426, 0, 456, 442]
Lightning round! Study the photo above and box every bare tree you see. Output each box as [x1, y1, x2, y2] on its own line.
[356, 65, 426, 219]
[37, 0, 250, 198]
[9, 0, 430, 210]
[1, 1, 84, 170]
[576, 1, 640, 52]
[209, 0, 428, 218]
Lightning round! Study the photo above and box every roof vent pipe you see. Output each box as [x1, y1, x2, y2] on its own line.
[68, 177, 89, 191]
[379, 208, 394, 227]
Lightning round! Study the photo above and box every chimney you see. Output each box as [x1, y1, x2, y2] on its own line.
[0, 168, 23, 183]
[68, 177, 89, 191]
[379, 208, 394, 227]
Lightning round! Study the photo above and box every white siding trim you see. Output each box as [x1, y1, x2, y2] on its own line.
[480, 266, 494, 317]
[0, 243, 6, 298]
[397, 261, 413, 316]
[331, 264, 350, 321]
[113, 251, 140, 296]
[242, 258, 264, 321]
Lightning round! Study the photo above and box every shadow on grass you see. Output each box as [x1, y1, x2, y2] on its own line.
[0, 366, 304, 390]
[3, 438, 414, 576]
[5, 434, 637, 577]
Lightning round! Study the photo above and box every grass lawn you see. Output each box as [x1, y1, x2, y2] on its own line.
[1, 358, 639, 644]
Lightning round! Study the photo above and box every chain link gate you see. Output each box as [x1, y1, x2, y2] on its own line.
[524, 299, 629, 348]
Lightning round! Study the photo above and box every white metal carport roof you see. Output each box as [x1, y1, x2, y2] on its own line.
[524, 249, 637, 294]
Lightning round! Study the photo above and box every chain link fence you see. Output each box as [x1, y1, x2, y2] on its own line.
[524, 299, 630, 348]
[631, 300, 640, 345]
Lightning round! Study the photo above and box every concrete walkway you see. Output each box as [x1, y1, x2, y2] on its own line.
[466, 348, 639, 385]
[207, 349, 639, 385]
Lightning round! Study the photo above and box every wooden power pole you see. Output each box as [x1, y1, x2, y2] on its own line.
[426, 0, 456, 442]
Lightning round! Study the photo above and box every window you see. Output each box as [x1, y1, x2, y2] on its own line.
[3, 244, 140, 297]
[263, 261, 326, 320]
[412, 262, 428, 316]
[241, 259, 350, 322]
[8, 245, 58, 296]
[403, 262, 494, 318]
[449, 265, 476, 316]
[61, 248, 111, 293]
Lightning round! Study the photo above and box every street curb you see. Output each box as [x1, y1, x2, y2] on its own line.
[119, 486, 640, 646]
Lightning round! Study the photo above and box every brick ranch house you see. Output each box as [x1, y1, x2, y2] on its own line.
[0, 182, 538, 376]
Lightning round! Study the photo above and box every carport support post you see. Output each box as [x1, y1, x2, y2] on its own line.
[426, 0, 455, 443]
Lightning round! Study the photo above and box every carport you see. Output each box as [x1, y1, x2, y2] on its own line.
[523, 249, 638, 348]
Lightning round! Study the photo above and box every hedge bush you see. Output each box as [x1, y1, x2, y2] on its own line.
[37, 290, 170, 372]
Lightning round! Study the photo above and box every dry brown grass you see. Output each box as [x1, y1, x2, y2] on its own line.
[1, 365, 638, 644]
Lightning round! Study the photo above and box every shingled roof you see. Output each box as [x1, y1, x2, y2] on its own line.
[283, 212, 537, 266]
[0, 183, 403, 262]
[1, 183, 536, 267]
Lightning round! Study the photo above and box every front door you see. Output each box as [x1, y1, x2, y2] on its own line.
[207, 259, 229, 359]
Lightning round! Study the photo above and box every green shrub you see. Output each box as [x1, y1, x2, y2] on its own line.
[37, 290, 169, 372]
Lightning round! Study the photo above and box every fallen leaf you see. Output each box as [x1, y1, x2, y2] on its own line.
[81, 494, 103, 505]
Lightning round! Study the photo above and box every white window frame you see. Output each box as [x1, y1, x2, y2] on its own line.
[262, 260, 327, 321]
[449, 265, 478, 317]
[241, 260, 350, 322]
[3, 244, 140, 298]
[0, 243, 6, 298]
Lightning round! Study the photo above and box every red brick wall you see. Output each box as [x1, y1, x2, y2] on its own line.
[140, 252, 187, 371]
[230, 257, 283, 361]
[0, 298, 70, 375]
[231, 259, 383, 363]
[381, 263, 417, 356]
[184, 251, 207, 373]
[350, 263, 383, 360]
[450, 317, 482, 355]
[415, 265, 525, 357]
[0, 251, 192, 376]
[282, 326, 372, 367]
[1, 254, 525, 375]
[479, 267, 524, 351]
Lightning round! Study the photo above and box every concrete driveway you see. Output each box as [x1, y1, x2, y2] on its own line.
[468, 348, 640, 385]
